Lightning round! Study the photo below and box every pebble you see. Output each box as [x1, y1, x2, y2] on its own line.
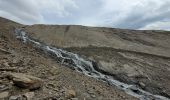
[66, 89, 76, 98]
[9, 92, 35, 100]
[91, 94, 96, 98]
[23, 92, 35, 100]
[139, 82, 146, 87]
[0, 84, 9, 91]
[71, 98, 78, 100]
[3, 62, 10, 67]
[9, 95, 23, 100]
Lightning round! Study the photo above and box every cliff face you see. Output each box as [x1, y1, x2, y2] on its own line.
[0, 17, 170, 99]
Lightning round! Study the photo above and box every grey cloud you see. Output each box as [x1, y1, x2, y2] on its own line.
[0, 0, 169, 30]
[0, 0, 43, 24]
[114, 1, 170, 29]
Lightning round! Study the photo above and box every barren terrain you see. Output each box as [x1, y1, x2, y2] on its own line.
[0, 17, 170, 100]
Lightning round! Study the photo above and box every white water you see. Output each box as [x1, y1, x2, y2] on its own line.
[15, 29, 170, 100]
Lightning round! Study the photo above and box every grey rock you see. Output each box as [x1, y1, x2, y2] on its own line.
[9, 95, 23, 100]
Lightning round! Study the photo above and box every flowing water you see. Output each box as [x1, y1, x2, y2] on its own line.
[15, 28, 170, 100]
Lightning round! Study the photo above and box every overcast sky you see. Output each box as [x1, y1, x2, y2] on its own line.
[0, 0, 170, 30]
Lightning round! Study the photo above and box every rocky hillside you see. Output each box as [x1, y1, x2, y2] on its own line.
[24, 23, 170, 98]
[25, 25, 170, 58]
[0, 17, 170, 100]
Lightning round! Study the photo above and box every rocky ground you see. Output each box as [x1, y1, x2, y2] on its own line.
[0, 17, 137, 100]
[65, 47, 170, 98]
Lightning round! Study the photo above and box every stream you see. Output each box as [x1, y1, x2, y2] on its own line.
[15, 28, 170, 100]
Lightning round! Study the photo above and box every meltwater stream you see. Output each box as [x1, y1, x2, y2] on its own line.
[15, 29, 170, 100]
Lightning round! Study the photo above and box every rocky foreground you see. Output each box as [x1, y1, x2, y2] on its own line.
[0, 17, 170, 100]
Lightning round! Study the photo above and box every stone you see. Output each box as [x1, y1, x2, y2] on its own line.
[46, 83, 55, 89]
[91, 94, 96, 98]
[87, 89, 94, 94]
[0, 48, 11, 54]
[0, 67, 17, 72]
[12, 59, 18, 64]
[139, 82, 146, 88]
[121, 95, 126, 99]
[0, 91, 9, 99]
[3, 62, 10, 67]
[9, 92, 34, 100]
[9, 95, 23, 100]
[71, 98, 78, 100]
[23, 58, 31, 66]
[66, 89, 76, 98]
[0, 84, 9, 91]
[6, 73, 43, 90]
[23, 92, 35, 100]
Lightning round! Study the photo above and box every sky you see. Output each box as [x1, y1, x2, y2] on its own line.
[0, 0, 170, 30]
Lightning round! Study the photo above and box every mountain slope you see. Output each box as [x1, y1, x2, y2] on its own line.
[0, 17, 138, 100]
[24, 24, 170, 98]
[0, 17, 170, 99]
[25, 24, 170, 58]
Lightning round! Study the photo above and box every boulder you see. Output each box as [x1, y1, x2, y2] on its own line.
[6, 73, 43, 90]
